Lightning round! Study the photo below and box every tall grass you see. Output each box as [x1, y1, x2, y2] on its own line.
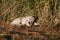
[0, 0, 60, 24]
[0, 0, 60, 40]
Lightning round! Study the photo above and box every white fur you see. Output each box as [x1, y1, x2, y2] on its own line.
[10, 17, 22, 26]
[34, 23, 39, 26]
[10, 16, 35, 26]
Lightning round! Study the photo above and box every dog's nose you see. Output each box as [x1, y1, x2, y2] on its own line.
[28, 22, 30, 24]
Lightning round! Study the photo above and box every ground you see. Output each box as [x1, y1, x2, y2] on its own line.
[0, 22, 60, 40]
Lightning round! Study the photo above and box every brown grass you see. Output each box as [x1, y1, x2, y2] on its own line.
[0, 0, 60, 40]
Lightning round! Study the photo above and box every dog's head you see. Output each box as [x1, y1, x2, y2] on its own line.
[25, 16, 35, 26]
[25, 16, 39, 26]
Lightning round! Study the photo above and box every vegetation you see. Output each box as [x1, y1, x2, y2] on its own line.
[0, 0, 60, 40]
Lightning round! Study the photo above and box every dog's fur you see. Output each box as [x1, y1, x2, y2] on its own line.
[10, 16, 39, 26]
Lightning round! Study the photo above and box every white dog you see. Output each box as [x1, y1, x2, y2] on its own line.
[10, 16, 39, 26]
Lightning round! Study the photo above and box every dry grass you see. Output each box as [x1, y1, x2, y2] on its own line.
[0, 0, 60, 40]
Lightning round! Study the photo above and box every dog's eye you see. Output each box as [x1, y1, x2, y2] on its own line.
[30, 19, 31, 20]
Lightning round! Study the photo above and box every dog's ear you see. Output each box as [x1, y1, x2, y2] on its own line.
[33, 16, 38, 22]
[33, 16, 38, 20]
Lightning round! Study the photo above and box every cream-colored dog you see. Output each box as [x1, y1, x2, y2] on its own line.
[10, 16, 39, 26]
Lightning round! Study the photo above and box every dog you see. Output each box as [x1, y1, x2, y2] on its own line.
[10, 16, 39, 26]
